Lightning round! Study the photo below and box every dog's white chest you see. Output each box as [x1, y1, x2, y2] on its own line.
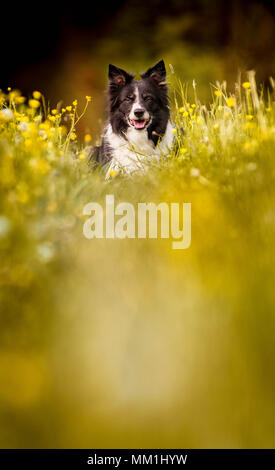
[105, 122, 174, 177]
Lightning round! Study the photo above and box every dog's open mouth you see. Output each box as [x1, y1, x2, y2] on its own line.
[129, 119, 150, 130]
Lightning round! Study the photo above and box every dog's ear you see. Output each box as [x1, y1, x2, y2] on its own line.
[108, 64, 134, 88]
[141, 60, 166, 86]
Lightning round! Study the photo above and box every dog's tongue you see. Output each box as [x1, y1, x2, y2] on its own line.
[131, 119, 146, 129]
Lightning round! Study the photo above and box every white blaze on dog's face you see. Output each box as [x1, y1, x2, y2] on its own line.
[128, 85, 151, 130]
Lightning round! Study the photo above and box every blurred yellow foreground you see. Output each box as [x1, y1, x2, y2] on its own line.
[0, 80, 275, 448]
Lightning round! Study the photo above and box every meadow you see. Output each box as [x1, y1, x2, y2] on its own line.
[0, 71, 275, 448]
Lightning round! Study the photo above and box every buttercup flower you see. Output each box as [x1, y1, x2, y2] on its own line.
[29, 99, 40, 109]
[226, 97, 236, 107]
[16, 96, 26, 104]
[33, 91, 42, 99]
[84, 134, 92, 143]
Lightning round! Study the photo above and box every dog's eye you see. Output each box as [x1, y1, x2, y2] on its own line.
[144, 96, 152, 103]
[124, 97, 133, 102]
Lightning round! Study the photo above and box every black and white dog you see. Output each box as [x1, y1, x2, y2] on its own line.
[91, 60, 174, 177]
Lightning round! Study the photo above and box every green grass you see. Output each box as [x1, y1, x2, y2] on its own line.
[0, 75, 275, 448]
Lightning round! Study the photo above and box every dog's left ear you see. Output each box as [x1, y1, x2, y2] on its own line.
[141, 59, 166, 86]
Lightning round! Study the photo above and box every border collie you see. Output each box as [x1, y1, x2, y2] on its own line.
[90, 60, 174, 177]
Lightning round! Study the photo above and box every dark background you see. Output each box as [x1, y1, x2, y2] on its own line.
[1, 0, 275, 136]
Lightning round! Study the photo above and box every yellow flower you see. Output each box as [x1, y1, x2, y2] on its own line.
[9, 90, 20, 100]
[191, 104, 196, 108]
[16, 96, 26, 104]
[242, 82, 251, 89]
[84, 133, 92, 143]
[266, 107, 271, 112]
[70, 132, 77, 141]
[73, 100, 78, 106]
[109, 170, 117, 177]
[179, 107, 185, 113]
[51, 109, 58, 115]
[86, 96, 92, 102]
[39, 121, 50, 130]
[214, 90, 222, 97]
[29, 99, 40, 109]
[246, 115, 253, 121]
[66, 106, 72, 112]
[213, 123, 219, 130]
[172, 129, 177, 135]
[33, 91, 41, 99]
[78, 153, 86, 160]
[226, 97, 236, 107]
[179, 148, 187, 154]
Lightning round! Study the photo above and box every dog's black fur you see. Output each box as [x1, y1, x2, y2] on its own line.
[90, 60, 171, 168]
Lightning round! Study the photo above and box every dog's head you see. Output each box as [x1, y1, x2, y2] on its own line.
[108, 60, 169, 145]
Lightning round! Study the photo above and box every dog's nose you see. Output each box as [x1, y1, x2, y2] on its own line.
[134, 108, 145, 118]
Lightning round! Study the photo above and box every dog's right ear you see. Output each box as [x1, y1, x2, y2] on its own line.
[108, 64, 134, 88]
